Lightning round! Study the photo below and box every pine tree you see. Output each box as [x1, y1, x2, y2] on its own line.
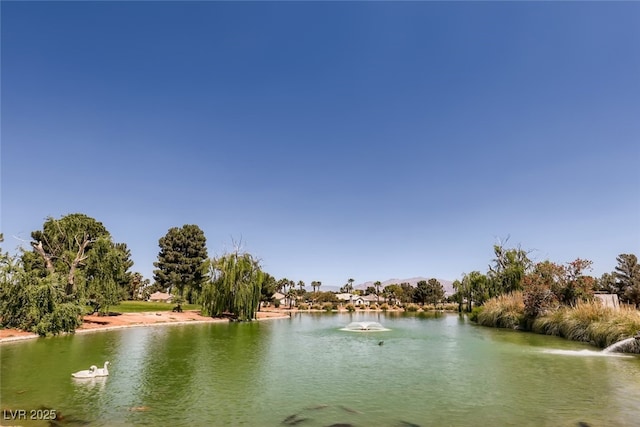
[153, 224, 208, 303]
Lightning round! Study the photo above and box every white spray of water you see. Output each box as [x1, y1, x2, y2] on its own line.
[541, 349, 632, 358]
[541, 336, 638, 357]
[602, 337, 637, 354]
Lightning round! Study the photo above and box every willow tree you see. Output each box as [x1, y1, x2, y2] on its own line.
[488, 242, 532, 296]
[201, 251, 263, 321]
[84, 237, 128, 315]
[1, 237, 82, 336]
[9, 214, 132, 334]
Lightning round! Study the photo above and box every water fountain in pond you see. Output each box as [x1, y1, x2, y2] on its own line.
[542, 333, 639, 357]
[541, 349, 632, 357]
[602, 336, 640, 354]
[341, 321, 390, 332]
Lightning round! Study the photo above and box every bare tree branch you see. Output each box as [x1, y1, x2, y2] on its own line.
[31, 241, 56, 273]
[67, 232, 93, 294]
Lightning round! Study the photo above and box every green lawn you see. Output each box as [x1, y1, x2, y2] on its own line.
[111, 301, 201, 313]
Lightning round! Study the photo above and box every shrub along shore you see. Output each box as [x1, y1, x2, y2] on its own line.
[472, 292, 640, 353]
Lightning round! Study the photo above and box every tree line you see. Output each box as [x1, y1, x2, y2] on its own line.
[0, 214, 292, 335]
[0, 214, 132, 335]
[2, 213, 636, 336]
[450, 242, 640, 319]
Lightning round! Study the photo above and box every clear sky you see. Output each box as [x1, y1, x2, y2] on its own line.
[2, 1, 639, 288]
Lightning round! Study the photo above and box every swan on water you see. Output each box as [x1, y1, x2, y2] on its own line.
[94, 361, 110, 377]
[72, 365, 98, 379]
[72, 361, 109, 378]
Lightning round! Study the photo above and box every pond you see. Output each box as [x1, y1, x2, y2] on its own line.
[2, 312, 639, 426]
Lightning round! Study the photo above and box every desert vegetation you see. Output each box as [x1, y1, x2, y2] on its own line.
[465, 243, 640, 352]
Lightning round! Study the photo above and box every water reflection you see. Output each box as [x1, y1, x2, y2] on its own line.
[2, 314, 640, 426]
[71, 376, 108, 393]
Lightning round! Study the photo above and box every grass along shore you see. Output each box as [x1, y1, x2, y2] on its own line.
[473, 292, 640, 353]
[111, 301, 200, 313]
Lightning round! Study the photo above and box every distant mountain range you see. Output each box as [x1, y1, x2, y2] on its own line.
[354, 277, 455, 296]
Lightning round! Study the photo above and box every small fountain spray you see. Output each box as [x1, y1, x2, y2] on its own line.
[341, 321, 390, 332]
[602, 331, 640, 354]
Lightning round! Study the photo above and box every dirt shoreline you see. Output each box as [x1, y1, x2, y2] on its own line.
[0, 309, 291, 343]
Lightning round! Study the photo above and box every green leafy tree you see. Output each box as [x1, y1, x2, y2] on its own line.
[11, 215, 132, 334]
[314, 291, 338, 303]
[413, 280, 429, 305]
[364, 286, 376, 295]
[460, 271, 489, 310]
[451, 280, 463, 312]
[488, 242, 532, 296]
[614, 254, 640, 307]
[201, 251, 264, 321]
[1, 236, 82, 336]
[458, 276, 474, 312]
[596, 272, 616, 294]
[0, 235, 30, 329]
[385, 284, 401, 306]
[23, 213, 111, 296]
[113, 243, 134, 296]
[399, 282, 413, 304]
[128, 272, 151, 300]
[84, 237, 127, 315]
[425, 278, 445, 308]
[153, 224, 208, 303]
[470, 271, 490, 306]
[559, 258, 595, 306]
[259, 273, 277, 309]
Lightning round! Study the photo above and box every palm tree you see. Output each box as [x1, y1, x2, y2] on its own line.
[374, 281, 382, 304]
[310, 281, 320, 303]
[277, 278, 293, 308]
[288, 279, 296, 308]
[297, 280, 305, 302]
[348, 278, 355, 293]
[277, 278, 288, 294]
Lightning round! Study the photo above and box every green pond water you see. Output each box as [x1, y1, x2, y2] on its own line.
[1, 312, 639, 427]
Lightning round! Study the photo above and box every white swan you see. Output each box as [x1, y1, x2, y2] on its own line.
[72, 365, 98, 379]
[94, 361, 110, 377]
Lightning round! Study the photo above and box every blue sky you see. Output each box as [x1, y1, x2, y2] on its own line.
[2, 1, 639, 288]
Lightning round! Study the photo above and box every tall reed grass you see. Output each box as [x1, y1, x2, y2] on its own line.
[476, 292, 525, 329]
[532, 301, 640, 349]
[474, 294, 640, 353]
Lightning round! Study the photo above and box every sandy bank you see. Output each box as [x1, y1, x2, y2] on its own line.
[0, 310, 290, 343]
